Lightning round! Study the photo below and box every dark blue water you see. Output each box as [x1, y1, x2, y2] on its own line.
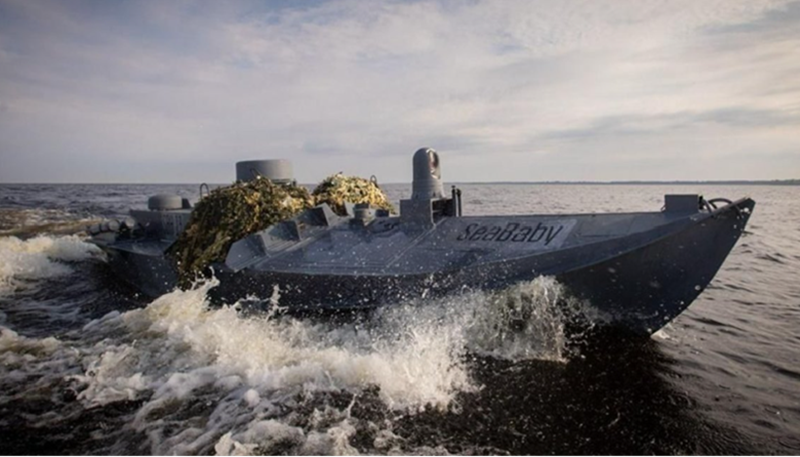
[0, 183, 798, 454]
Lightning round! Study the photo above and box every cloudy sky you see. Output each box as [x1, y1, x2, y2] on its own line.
[0, 0, 798, 183]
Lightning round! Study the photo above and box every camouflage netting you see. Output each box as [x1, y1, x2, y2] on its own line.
[170, 174, 394, 286]
[170, 178, 314, 287]
[312, 173, 396, 216]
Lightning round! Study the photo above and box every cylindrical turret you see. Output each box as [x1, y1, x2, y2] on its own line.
[236, 159, 294, 183]
[411, 147, 444, 200]
[148, 194, 183, 211]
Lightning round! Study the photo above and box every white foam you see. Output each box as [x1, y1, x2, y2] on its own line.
[0, 325, 89, 430]
[71, 345, 151, 406]
[0, 325, 62, 357]
[242, 388, 260, 407]
[62, 282, 463, 452]
[0, 235, 102, 294]
[66, 275, 577, 454]
[217, 420, 306, 455]
[214, 432, 258, 456]
[301, 419, 359, 455]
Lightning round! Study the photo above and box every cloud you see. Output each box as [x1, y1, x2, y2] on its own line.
[0, 0, 798, 183]
[543, 107, 800, 141]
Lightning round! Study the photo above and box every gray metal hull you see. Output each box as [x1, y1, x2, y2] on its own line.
[558, 197, 754, 334]
[95, 238, 178, 298]
[209, 198, 753, 335]
[94, 198, 754, 336]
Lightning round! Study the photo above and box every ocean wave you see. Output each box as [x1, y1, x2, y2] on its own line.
[0, 235, 103, 295]
[53, 275, 577, 454]
[0, 208, 101, 238]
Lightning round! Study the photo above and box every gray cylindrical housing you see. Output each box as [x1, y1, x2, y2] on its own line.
[411, 147, 444, 200]
[236, 159, 294, 183]
[148, 194, 183, 211]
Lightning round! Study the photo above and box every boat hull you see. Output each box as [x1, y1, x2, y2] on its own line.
[558, 198, 754, 334]
[217, 198, 753, 335]
[95, 198, 754, 336]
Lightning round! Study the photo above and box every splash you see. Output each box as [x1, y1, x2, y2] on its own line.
[0, 326, 62, 362]
[463, 276, 573, 361]
[64, 280, 472, 453]
[0, 235, 103, 295]
[0, 325, 84, 425]
[60, 273, 583, 454]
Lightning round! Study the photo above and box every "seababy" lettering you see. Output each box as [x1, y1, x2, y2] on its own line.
[456, 222, 566, 245]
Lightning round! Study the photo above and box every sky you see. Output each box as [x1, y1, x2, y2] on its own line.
[0, 0, 798, 184]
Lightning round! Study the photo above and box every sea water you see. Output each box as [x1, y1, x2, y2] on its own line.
[0, 183, 798, 454]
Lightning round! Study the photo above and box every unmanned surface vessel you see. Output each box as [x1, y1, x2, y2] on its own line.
[89, 148, 754, 335]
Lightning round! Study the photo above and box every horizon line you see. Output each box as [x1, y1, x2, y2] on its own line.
[1, 179, 799, 186]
